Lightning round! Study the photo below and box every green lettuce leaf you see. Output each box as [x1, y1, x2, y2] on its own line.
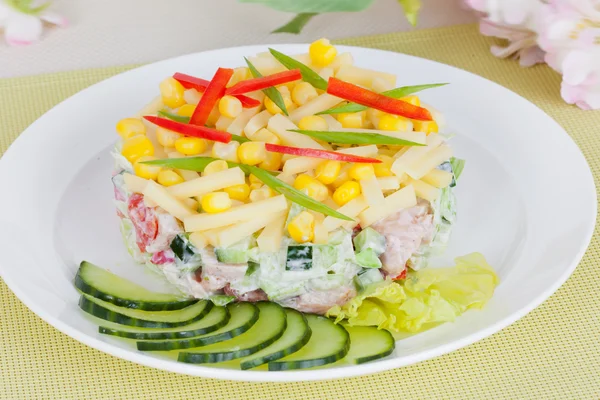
[327, 253, 498, 333]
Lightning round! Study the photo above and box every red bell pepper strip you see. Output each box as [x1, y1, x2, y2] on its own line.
[326, 77, 433, 121]
[225, 69, 302, 96]
[173, 72, 259, 108]
[265, 143, 382, 163]
[189, 68, 233, 126]
[143, 116, 231, 143]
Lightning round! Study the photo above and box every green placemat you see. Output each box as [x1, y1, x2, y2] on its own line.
[1, 24, 599, 400]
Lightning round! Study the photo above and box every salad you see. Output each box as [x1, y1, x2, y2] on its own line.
[80, 39, 498, 369]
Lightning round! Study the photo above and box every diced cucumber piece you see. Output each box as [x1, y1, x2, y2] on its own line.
[268, 314, 349, 371]
[240, 309, 311, 370]
[355, 248, 382, 269]
[79, 294, 211, 328]
[353, 228, 386, 256]
[136, 303, 258, 351]
[178, 302, 287, 364]
[98, 305, 229, 340]
[354, 268, 384, 291]
[215, 237, 253, 263]
[286, 245, 313, 271]
[210, 295, 236, 306]
[75, 261, 195, 311]
[170, 234, 202, 271]
[343, 325, 395, 364]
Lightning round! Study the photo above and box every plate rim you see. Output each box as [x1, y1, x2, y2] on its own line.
[0, 43, 597, 382]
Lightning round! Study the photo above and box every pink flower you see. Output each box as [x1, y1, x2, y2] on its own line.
[0, 0, 67, 46]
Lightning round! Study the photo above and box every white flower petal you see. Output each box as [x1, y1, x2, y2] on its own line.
[5, 13, 43, 45]
[562, 51, 592, 86]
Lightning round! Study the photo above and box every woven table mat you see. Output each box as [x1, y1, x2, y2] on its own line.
[1, 24, 599, 400]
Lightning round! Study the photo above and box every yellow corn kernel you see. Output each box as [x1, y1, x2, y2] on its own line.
[264, 95, 295, 115]
[156, 127, 182, 147]
[201, 192, 232, 213]
[212, 141, 240, 163]
[413, 120, 439, 134]
[121, 135, 154, 162]
[287, 211, 315, 243]
[177, 104, 196, 118]
[401, 95, 421, 106]
[159, 77, 186, 109]
[133, 156, 162, 180]
[218, 95, 243, 119]
[224, 183, 250, 202]
[348, 163, 375, 181]
[298, 115, 329, 131]
[249, 186, 275, 203]
[309, 38, 337, 67]
[293, 174, 328, 201]
[315, 160, 341, 185]
[378, 114, 412, 131]
[203, 160, 229, 176]
[333, 181, 361, 206]
[116, 118, 146, 139]
[157, 169, 184, 187]
[174, 137, 207, 156]
[227, 67, 252, 87]
[252, 128, 281, 144]
[207, 105, 221, 127]
[373, 155, 394, 177]
[337, 112, 364, 129]
[259, 152, 283, 171]
[291, 82, 319, 106]
[237, 141, 267, 166]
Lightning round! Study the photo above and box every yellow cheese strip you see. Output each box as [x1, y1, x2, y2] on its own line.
[360, 175, 385, 208]
[421, 168, 453, 188]
[268, 114, 324, 149]
[247, 55, 287, 76]
[282, 145, 379, 175]
[313, 219, 329, 244]
[405, 145, 453, 180]
[321, 114, 342, 130]
[275, 172, 295, 185]
[257, 213, 287, 252]
[123, 173, 148, 194]
[167, 167, 245, 198]
[358, 185, 417, 227]
[189, 232, 208, 250]
[288, 94, 343, 123]
[204, 210, 286, 248]
[184, 194, 287, 232]
[143, 181, 197, 221]
[227, 106, 260, 136]
[215, 115, 234, 132]
[182, 197, 198, 210]
[323, 196, 368, 231]
[335, 65, 396, 90]
[406, 179, 440, 202]
[244, 110, 273, 139]
[329, 52, 354, 73]
[391, 133, 444, 176]
[377, 176, 400, 191]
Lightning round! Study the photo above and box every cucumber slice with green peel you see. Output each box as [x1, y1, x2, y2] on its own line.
[240, 308, 311, 370]
[178, 302, 287, 364]
[137, 302, 259, 351]
[75, 261, 195, 311]
[79, 294, 211, 328]
[343, 325, 395, 364]
[268, 315, 349, 371]
[98, 305, 229, 340]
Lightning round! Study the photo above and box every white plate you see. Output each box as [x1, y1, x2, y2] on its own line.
[0, 45, 596, 382]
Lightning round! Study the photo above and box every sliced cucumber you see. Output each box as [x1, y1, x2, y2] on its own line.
[79, 294, 211, 328]
[98, 305, 229, 340]
[343, 325, 395, 364]
[268, 315, 349, 371]
[75, 261, 195, 311]
[240, 308, 311, 370]
[136, 302, 258, 351]
[178, 302, 287, 364]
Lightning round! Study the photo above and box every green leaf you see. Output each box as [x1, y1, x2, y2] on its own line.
[156, 111, 249, 143]
[246, 166, 353, 221]
[272, 13, 317, 34]
[317, 83, 448, 115]
[289, 129, 424, 146]
[239, 0, 373, 13]
[268, 48, 328, 91]
[397, 0, 421, 26]
[450, 157, 465, 181]
[245, 57, 289, 116]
